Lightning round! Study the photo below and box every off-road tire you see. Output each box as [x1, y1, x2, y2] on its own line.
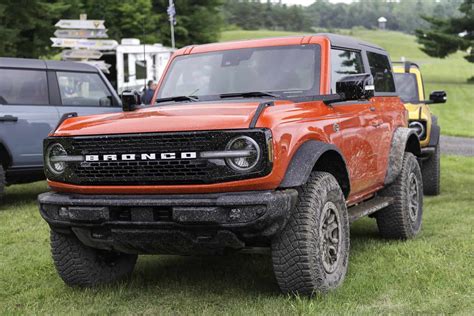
[0, 165, 5, 202]
[376, 152, 423, 239]
[50, 230, 137, 287]
[421, 143, 440, 196]
[271, 172, 350, 296]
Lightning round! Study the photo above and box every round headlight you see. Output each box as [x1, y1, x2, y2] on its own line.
[225, 136, 261, 172]
[46, 143, 67, 175]
[409, 121, 425, 139]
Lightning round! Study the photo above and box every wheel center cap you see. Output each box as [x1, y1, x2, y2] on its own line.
[408, 172, 419, 222]
[319, 201, 342, 274]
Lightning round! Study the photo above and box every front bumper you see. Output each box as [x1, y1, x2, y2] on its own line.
[39, 190, 297, 255]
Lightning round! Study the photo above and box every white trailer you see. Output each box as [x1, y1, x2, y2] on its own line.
[54, 16, 174, 94]
[114, 39, 174, 93]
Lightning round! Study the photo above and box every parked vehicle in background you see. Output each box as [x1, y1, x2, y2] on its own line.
[393, 61, 447, 195]
[0, 58, 122, 200]
[39, 34, 423, 296]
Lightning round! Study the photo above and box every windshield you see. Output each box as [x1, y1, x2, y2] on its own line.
[394, 73, 419, 103]
[157, 45, 321, 100]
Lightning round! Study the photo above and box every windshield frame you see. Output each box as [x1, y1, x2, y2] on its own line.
[155, 44, 322, 104]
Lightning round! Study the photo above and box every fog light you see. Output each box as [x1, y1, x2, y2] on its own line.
[229, 208, 242, 220]
[58, 207, 69, 218]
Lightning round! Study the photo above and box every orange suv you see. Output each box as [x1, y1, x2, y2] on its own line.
[39, 34, 422, 295]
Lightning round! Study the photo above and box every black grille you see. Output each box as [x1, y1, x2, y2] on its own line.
[72, 133, 214, 153]
[45, 130, 272, 185]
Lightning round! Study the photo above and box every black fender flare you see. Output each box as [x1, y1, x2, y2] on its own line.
[0, 142, 12, 169]
[428, 115, 440, 147]
[279, 140, 350, 197]
[384, 127, 421, 185]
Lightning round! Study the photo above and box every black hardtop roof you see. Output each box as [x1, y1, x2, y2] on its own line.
[393, 61, 420, 68]
[187, 33, 389, 55]
[0, 57, 99, 72]
[316, 33, 387, 53]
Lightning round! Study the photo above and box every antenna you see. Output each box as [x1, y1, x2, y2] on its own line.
[143, 16, 147, 92]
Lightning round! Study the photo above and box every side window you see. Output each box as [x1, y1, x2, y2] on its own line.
[330, 49, 364, 92]
[56, 72, 113, 106]
[0, 69, 49, 105]
[394, 73, 419, 102]
[367, 52, 396, 93]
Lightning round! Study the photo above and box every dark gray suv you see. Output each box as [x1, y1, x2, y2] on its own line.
[0, 58, 122, 199]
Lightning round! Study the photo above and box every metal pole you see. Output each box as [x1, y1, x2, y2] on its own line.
[143, 20, 147, 92]
[169, 0, 175, 49]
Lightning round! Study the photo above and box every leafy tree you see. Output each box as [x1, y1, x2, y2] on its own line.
[152, 0, 224, 47]
[0, 0, 70, 58]
[223, 0, 463, 35]
[0, 0, 224, 58]
[415, 0, 473, 72]
[80, 0, 160, 44]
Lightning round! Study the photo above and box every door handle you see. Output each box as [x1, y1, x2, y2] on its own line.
[369, 106, 376, 112]
[0, 115, 18, 122]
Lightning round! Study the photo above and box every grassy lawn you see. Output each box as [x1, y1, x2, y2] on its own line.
[221, 29, 474, 138]
[1, 155, 473, 314]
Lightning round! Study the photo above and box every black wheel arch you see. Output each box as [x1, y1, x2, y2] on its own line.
[428, 115, 440, 147]
[384, 127, 421, 185]
[279, 140, 350, 198]
[0, 142, 12, 169]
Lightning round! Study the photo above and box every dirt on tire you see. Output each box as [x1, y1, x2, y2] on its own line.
[50, 230, 137, 287]
[376, 152, 423, 239]
[271, 172, 350, 296]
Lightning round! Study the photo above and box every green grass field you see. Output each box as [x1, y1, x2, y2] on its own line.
[221, 29, 474, 138]
[1, 155, 473, 314]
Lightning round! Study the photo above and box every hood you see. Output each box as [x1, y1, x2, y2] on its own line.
[53, 100, 285, 137]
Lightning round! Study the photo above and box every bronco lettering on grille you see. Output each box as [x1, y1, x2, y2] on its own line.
[85, 152, 197, 162]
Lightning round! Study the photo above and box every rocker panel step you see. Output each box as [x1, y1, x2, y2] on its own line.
[348, 196, 394, 223]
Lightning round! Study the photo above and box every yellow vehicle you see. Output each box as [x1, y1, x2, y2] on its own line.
[393, 61, 447, 195]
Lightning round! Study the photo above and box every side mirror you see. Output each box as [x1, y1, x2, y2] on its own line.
[121, 90, 141, 112]
[336, 73, 375, 101]
[428, 90, 447, 104]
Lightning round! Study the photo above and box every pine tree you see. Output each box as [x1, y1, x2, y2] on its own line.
[415, 0, 473, 81]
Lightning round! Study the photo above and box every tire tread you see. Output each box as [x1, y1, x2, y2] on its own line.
[271, 172, 349, 296]
[376, 152, 423, 239]
[51, 231, 137, 287]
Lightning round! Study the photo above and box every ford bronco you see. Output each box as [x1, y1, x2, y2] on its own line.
[39, 34, 423, 295]
[393, 61, 446, 195]
[0, 58, 122, 201]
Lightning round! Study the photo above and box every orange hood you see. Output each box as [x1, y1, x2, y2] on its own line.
[52, 100, 287, 137]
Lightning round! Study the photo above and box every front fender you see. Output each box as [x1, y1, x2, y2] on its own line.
[384, 127, 421, 185]
[428, 115, 440, 147]
[279, 140, 350, 196]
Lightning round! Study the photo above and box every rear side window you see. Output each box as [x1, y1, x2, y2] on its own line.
[57, 72, 112, 106]
[0, 69, 49, 105]
[367, 52, 396, 93]
[394, 73, 419, 102]
[330, 49, 364, 92]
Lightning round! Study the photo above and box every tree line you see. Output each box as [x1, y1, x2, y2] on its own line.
[0, 0, 223, 59]
[223, 0, 463, 34]
[0, 0, 471, 73]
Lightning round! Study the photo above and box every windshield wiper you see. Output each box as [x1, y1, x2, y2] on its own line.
[219, 91, 280, 99]
[155, 95, 199, 104]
